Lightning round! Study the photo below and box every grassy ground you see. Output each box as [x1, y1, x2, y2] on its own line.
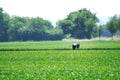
[0, 40, 120, 49]
[0, 40, 120, 79]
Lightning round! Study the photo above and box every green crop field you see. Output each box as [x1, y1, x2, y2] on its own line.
[0, 40, 120, 80]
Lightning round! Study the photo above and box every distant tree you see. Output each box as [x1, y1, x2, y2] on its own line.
[58, 19, 74, 35]
[106, 15, 118, 40]
[8, 16, 26, 41]
[44, 20, 53, 30]
[28, 17, 51, 40]
[0, 8, 9, 41]
[8, 16, 63, 41]
[58, 8, 98, 39]
[0, 8, 63, 41]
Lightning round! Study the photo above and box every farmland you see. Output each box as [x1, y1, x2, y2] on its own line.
[0, 40, 120, 80]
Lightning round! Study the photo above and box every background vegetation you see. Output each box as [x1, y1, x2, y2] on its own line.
[0, 7, 120, 41]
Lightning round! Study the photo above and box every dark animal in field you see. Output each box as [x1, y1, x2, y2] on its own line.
[72, 43, 80, 50]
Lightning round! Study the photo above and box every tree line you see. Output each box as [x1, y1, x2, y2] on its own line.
[0, 7, 120, 41]
[0, 8, 63, 41]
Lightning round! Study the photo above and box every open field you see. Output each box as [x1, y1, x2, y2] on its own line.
[0, 40, 120, 50]
[0, 40, 120, 79]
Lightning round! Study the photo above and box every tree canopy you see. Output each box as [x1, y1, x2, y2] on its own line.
[0, 7, 63, 41]
[8, 16, 63, 41]
[0, 7, 120, 41]
[106, 15, 120, 40]
[0, 8, 9, 41]
[58, 8, 99, 39]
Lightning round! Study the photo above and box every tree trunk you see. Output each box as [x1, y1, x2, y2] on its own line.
[99, 33, 100, 40]
[112, 33, 113, 40]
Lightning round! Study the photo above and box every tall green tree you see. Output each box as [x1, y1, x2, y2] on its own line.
[0, 8, 9, 41]
[8, 16, 62, 41]
[28, 17, 52, 40]
[106, 15, 118, 40]
[74, 9, 98, 39]
[8, 16, 26, 41]
[58, 19, 74, 35]
[58, 8, 98, 39]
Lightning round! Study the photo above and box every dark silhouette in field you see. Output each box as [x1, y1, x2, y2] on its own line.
[72, 43, 80, 50]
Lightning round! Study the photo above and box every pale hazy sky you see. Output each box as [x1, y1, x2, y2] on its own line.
[0, 0, 120, 26]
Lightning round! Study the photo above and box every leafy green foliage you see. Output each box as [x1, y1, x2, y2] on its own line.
[1, 7, 120, 41]
[0, 7, 63, 41]
[8, 16, 63, 41]
[0, 8, 9, 41]
[58, 8, 98, 39]
[106, 15, 120, 40]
